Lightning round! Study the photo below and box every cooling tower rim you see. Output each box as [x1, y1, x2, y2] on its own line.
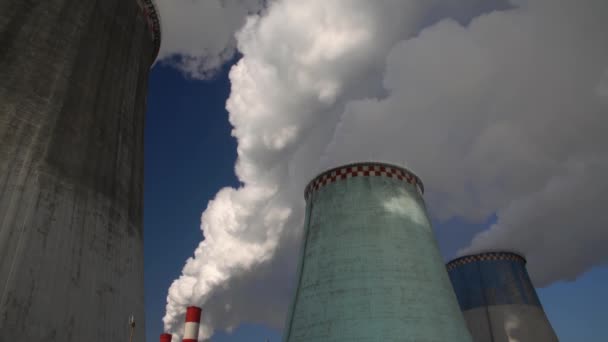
[304, 161, 424, 199]
[137, 0, 162, 63]
[446, 251, 526, 270]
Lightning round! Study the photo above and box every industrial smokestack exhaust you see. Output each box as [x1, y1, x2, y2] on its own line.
[182, 306, 202, 342]
[282, 162, 472, 341]
[447, 251, 558, 341]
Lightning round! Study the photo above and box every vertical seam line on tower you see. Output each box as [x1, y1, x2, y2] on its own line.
[477, 261, 496, 342]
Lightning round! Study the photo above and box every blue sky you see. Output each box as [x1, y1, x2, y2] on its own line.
[143, 63, 607, 342]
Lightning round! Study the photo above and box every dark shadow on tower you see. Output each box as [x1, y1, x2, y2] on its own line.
[0, 0, 160, 340]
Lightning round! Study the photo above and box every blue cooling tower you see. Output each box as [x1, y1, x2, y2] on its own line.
[283, 162, 472, 342]
[447, 252, 558, 342]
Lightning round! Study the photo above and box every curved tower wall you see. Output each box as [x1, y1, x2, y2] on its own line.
[0, 0, 160, 341]
[283, 162, 472, 342]
[447, 252, 558, 342]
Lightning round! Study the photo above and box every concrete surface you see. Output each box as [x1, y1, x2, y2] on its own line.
[283, 163, 472, 342]
[447, 252, 559, 342]
[0, 1, 155, 340]
[463, 305, 559, 342]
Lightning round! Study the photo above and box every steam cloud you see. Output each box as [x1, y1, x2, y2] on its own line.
[159, 0, 608, 339]
[154, 0, 268, 79]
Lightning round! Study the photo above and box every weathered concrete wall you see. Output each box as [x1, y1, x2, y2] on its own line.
[447, 252, 558, 342]
[283, 163, 472, 342]
[0, 1, 155, 340]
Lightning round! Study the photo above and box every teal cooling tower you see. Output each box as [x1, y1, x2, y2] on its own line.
[283, 162, 472, 342]
[447, 252, 558, 342]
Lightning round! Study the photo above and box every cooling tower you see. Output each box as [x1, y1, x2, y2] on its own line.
[283, 162, 472, 342]
[447, 252, 558, 342]
[0, 0, 160, 341]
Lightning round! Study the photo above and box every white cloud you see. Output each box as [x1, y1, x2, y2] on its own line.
[163, 0, 608, 338]
[154, 0, 268, 79]
[324, 0, 608, 286]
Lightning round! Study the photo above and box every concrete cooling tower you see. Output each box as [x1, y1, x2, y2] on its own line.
[283, 162, 472, 342]
[447, 252, 558, 342]
[0, 0, 160, 341]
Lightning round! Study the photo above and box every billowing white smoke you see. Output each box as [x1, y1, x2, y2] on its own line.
[154, 0, 267, 78]
[322, 0, 608, 286]
[162, 0, 608, 339]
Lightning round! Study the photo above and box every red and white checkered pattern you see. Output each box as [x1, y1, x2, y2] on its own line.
[446, 252, 526, 271]
[135, 0, 161, 60]
[304, 163, 424, 199]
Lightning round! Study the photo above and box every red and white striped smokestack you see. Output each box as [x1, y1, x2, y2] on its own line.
[160, 333, 172, 342]
[182, 306, 202, 342]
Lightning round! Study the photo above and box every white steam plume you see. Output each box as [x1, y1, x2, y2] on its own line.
[163, 0, 608, 339]
[322, 0, 608, 287]
[154, 0, 268, 79]
[163, 0, 435, 337]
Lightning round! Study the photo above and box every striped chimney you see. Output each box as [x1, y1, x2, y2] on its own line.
[160, 333, 172, 342]
[182, 306, 202, 342]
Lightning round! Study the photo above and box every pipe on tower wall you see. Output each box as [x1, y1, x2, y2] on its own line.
[0, 0, 159, 340]
[283, 162, 472, 342]
[447, 252, 559, 342]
